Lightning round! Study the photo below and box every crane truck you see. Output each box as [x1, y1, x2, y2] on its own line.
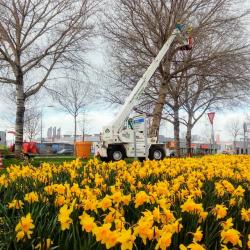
[95, 24, 192, 162]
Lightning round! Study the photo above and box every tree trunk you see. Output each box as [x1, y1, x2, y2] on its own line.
[15, 83, 25, 157]
[74, 115, 77, 156]
[82, 129, 85, 142]
[74, 115, 77, 144]
[149, 82, 168, 139]
[233, 136, 236, 153]
[186, 113, 193, 156]
[173, 103, 180, 157]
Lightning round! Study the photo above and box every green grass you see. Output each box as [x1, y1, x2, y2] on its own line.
[2, 156, 90, 168]
[1, 156, 140, 171]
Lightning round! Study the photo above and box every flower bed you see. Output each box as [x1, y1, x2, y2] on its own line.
[0, 156, 250, 249]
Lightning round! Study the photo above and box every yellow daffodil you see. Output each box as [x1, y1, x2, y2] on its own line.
[181, 198, 203, 214]
[93, 223, 111, 243]
[15, 213, 35, 241]
[118, 228, 136, 250]
[241, 208, 250, 222]
[135, 191, 150, 208]
[35, 238, 53, 250]
[187, 242, 206, 250]
[221, 228, 242, 247]
[193, 226, 203, 242]
[8, 199, 24, 209]
[212, 204, 228, 219]
[79, 212, 96, 233]
[24, 191, 39, 203]
[221, 218, 233, 230]
[155, 232, 172, 250]
[58, 203, 74, 230]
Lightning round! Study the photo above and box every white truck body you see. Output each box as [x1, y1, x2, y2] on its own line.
[95, 26, 186, 161]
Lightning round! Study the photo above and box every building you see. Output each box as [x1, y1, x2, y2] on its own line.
[0, 131, 6, 146]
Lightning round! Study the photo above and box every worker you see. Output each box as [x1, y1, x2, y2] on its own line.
[179, 36, 193, 50]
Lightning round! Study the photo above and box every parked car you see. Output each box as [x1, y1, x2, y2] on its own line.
[57, 149, 74, 155]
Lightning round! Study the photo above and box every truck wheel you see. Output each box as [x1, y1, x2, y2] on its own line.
[108, 147, 125, 161]
[149, 146, 165, 160]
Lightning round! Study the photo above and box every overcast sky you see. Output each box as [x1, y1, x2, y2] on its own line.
[1, 15, 250, 143]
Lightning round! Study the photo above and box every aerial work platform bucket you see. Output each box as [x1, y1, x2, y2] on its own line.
[75, 141, 92, 158]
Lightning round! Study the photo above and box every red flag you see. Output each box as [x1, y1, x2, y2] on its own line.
[208, 112, 215, 125]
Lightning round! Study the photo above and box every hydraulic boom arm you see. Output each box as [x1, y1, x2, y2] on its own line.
[111, 28, 181, 134]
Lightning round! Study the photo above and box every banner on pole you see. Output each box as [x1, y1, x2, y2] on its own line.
[208, 112, 215, 125]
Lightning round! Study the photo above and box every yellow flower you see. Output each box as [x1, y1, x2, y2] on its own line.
[181, 198, 203, 214]
[153, 206, 161, 223]
[24, 192, 39, 203]
[220, 244, 229, 250]
[193, 227, 203, 242]
[179, 244, 187, 250]
[100, 195, 112, 210]
[118, 228, 136, 250]
[104, 211, 115, 224]
[83, 198, 98, 212]
[232, 185, 245, 197]
[221, 228, 242, 247]
[58, 204, 73, 230]
[135, 191, 150, 208]
[122, 194, 131, 205]
[155, 232, 172, 250]
[187, 242, 205, 250]
[133, 216, 154, 245]
[93, 223, 111, 243]
[55, 184, 66, 194]
[105, 230, 119, 249]
[198, 211, 208, 223]
[15, 213, 35, 241]
[79, 212, 96, 233]
[241, 208, 250, 222]
[55, 195, 65, 207]
[229, 198, 236, 207]
[35, 238, 53, 250]
[112, 191, 122, 203]
[171, 219, 183, 234]
[215, 182, 225, 197]
[212, 204, 227, 219]
[8, 199, 24, 209]
[221, 218, 233, 230]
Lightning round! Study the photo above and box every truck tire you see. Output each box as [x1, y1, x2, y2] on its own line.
[108, 146, 125, 162]
[149, 146, 165, 160]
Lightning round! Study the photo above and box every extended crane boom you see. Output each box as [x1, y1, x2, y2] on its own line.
[95, 25, 190, 161]
[112, 28, 180, 134]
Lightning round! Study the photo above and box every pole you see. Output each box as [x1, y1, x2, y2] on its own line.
[144, 115, 148, 160]
[243, 123, 247, 154]
[40, 109, 43, 143]
[211, 123, 215, 154]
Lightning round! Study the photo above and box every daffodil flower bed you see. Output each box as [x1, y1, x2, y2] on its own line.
[0, 155, 250, 250]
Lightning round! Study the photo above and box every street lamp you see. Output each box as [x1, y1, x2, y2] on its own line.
[40, 105, 54, 143]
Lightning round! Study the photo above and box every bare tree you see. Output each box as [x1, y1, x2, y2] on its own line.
[227, 118, 242, 152]
[0, 0, 100, 156]
[77, 110, 92, 142]
[102, 0, 250, 157]
[0, 85, 42, 142]
[51, 76, 91, 145]
[24, 107, 40, 142]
